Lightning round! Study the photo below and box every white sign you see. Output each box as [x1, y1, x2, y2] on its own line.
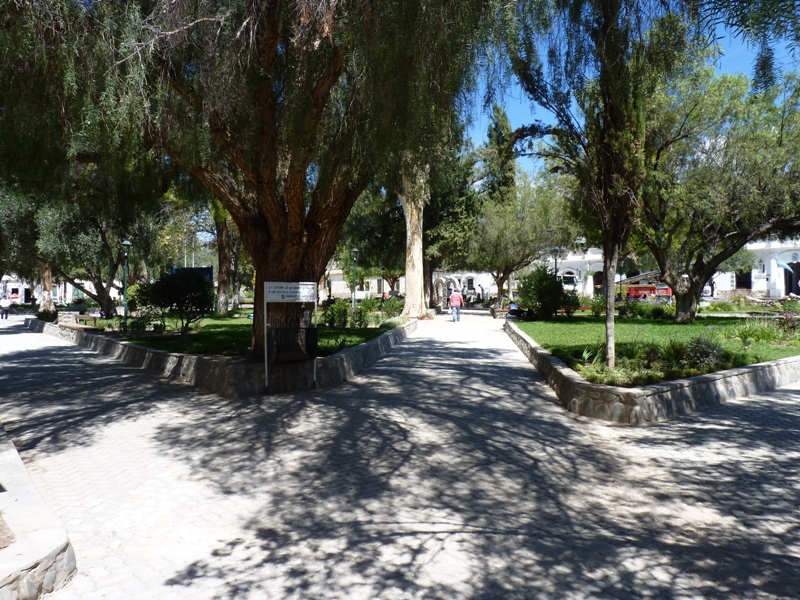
[265, 282, 317, 303]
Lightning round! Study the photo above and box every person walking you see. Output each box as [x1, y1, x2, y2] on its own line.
[0, 295, 10, 320]
[448, 287, 464, 322]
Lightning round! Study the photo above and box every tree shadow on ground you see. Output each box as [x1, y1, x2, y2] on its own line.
[155, 337, 800, 599]
[2, 326, 799, 599]
[0, 340, 209, 456]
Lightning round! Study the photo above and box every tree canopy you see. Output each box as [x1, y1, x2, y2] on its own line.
[640, 65, 800, 321]
[2, 0, 493, 359]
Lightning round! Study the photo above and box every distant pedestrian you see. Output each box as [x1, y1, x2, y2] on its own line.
[0, 295, 10, 320]
[449, 288, 464, 322]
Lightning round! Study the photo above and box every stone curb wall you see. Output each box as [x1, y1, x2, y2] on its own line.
[0, 426, 76, 599]
[25, 319, 417, 397]
[504, 320, 800, 425]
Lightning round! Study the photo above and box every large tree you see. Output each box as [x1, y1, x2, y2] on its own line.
[465, 169, 575, 307]
[1, 2, 174, 315]
[506, 5, 691, 367]
[640, 68, 800, 322]
[5, 0, 491, 359]
[337, 185, 406, 293]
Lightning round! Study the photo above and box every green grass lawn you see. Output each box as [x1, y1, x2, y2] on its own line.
[517, 314, 800, 386]
[122, 315, 396, 357]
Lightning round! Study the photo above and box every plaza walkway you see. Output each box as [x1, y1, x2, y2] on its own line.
[0, 312, 799, 599]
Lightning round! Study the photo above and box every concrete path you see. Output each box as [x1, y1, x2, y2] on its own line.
[1, 312, 799, 599]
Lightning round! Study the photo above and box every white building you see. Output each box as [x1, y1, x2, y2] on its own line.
[550, 239, 800, 299]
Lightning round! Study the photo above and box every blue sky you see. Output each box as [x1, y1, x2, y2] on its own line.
[467, 29, 797, 170]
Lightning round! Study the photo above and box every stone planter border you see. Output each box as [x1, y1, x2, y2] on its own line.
[0, 426, 76, 599]
[504, 320, 800, 425]
[24, 318, 417, 397]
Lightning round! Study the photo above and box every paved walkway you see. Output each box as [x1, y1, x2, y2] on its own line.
[1, 312, 799, 599]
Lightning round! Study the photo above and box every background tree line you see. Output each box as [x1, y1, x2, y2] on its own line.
[1, 0, 798, 367]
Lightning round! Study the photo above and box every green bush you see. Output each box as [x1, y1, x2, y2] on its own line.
[36, 309, 58, 322]
[783, 300, 800, 312]
[381, 296, 404, 319]
[519, 266, 563, 320]
[561, 290, 580, 317]
[136, 270, 214, 336]
[661, 339, 688, 363]
[128, 282, 145, 313]
[624, 299, 657, 318]
[777, 312, 800, 335]
[128, 317, 148, 334]
[650, 304, 675, 320]
[728, 318, 783, 344]
[359, 296, 381, 314]
[66, 301, 89, 315]
[685, 336, 726, 371]
[324, 299, 351, 328]
[588, 294, 606, 317]
[351, 306, 371, 328]
[706, 300, 735, 313]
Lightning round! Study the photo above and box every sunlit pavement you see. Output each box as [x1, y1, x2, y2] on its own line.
[0, 313, 799, 599]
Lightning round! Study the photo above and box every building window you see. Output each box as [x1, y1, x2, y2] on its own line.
[467, 278, 474, 290]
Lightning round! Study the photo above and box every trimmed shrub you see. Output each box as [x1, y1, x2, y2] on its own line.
[685, 336, 725, 371]
[777, 312, 800, 335]
[381, 296, 403, 319]
[518, 266, 563, 320]
[128, 317, 148, 334]
[136, 270, 214, 336]
[359, 296, 381, 314]
[562, 290, 580, 317]
[324, 299, 351, 328]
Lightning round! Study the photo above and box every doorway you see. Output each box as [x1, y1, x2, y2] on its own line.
[784, 263, 800, 296]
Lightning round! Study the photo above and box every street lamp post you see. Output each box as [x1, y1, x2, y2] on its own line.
[380, 267, 386, 297]
[552, 246, 562, 274]
[121, 240, 132, 331]
[351, 248, 359, 310]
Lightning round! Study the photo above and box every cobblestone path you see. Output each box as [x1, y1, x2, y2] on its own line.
[0, 313, 798, 599]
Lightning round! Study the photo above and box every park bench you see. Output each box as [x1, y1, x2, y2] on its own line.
[75, 314, 99, 327]
[57, 311, 102, 332]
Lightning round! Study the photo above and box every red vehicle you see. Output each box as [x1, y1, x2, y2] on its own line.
[625, 284, 672, 299]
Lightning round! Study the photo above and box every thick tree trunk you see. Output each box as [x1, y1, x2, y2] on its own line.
[674, 286, 703, 324]
[603, 243, 621, 369]
[399, 167, 429, 319]
[38, 263, 55, 312]
[423, 258, 433, 308]
[493, 273, 509, 308]
[214, 215, 232, 316]
[93, 278, 117, 318]
[252, 271, 316, 363]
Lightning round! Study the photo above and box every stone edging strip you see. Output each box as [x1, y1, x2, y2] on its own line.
[0, 425, 76, 598]
[504, 320, 800, 424]
[24, 318, 417, 397]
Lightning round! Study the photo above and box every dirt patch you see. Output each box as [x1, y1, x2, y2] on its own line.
[0, 514, 15, 549]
